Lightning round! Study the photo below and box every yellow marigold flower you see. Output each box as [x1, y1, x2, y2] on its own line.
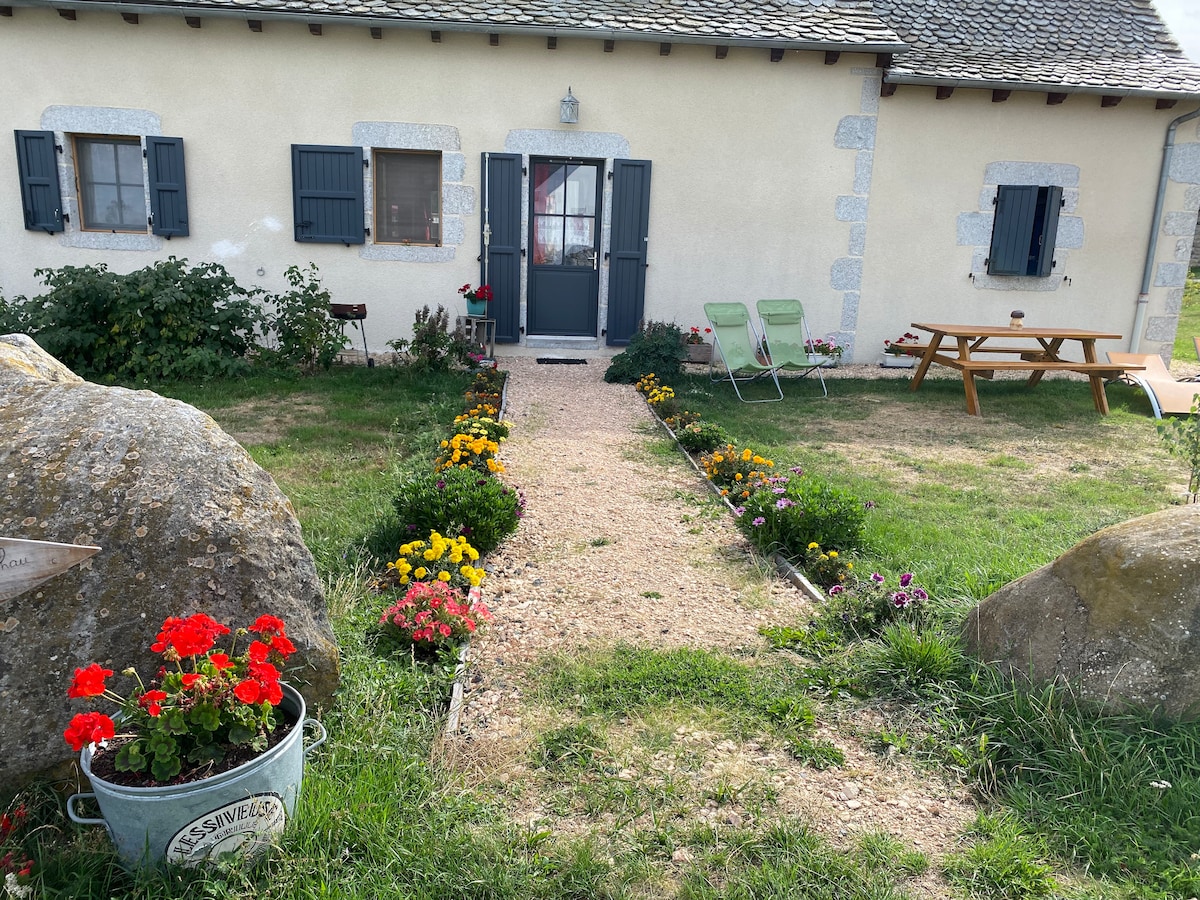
[807, 542, 819, 549]
[846, 563, 854, 570]
[437, 571, 451, 582]
[397, 562, 412, 575]
[399, 575, 410, 585]
[734, 473, 743, 481]
[413, 567, 427, 579]
[423, 549, 437, 561]
[753, 455, 764, 464]
[829, 550, 839, 558]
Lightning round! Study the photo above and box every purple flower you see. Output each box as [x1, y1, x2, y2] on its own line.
[828, 585, 845, 595]
[891, 591, 911, 609]
[871, 572, 885, 584]
[899, 573, 913, 587]
[773, 487, 787, 494]
[734, 507, 746, 516]
[789, 466, 803, 475]
[776, 498, 795, 509]
[913, 587, 928, 601]
[864, 500, 877, 509]
[752, 517, 766, 526]
[436, 480, 446, 489]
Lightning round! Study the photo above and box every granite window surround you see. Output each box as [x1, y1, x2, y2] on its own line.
[957, 162, 1083, 292]
[354, 122, 471, 263]
[38, 105, 166, 251]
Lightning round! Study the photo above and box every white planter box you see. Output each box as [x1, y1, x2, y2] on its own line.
[879, 353, 917, 368]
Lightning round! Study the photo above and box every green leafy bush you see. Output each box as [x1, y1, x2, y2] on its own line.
[675, 420, 726, 454]
[736, 472, 867, 555]
[1156, 396, 1200, 500]
[19, 258, 261, 383]
[389, 305, 473, 373]
[0, 290, 33, 335]
[603, 320, 686, 383]
[257, 263, 346, 372]
[391, 466, 524, 556]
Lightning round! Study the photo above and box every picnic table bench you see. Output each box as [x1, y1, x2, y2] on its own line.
[906, 323, 1143, 416]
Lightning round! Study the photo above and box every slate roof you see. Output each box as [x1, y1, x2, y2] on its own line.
[874, 0, 1200, 97]
[39, 0, 1200, 95]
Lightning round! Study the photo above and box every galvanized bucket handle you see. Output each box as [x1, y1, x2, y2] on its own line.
[302, 717, 327, 756]
[66, 793, 104, 826]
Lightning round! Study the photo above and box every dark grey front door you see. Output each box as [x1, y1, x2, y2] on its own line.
[527, 158, 601, 336]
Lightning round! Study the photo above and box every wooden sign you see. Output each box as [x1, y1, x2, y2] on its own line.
[0, 537, 101, 603]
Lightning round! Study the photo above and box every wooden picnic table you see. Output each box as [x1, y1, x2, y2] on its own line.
[905, 322, 1142, 416]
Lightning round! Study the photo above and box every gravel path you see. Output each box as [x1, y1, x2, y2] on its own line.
[447, 357, 976, 897]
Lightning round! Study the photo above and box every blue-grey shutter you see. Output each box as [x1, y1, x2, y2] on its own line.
[146, 136, 189, 237]
[606, 159, 652, 345]
[482, 152, 522, 343]
[987, 185, 1039, 276]
[1033, 185, 1062, 277]
[291, 144, 365, 244]
[14, 130, 63, 233]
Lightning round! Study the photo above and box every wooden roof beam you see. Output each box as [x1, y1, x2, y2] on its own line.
[769, 48, 784, 62]
[603, 39, 614, 52]
[370, 26, 382, 38]
[1100, 95, 1121, 108]
[547, 35, 556, 49]
[308, 22, 321, 35]
[247, 19, 262, 31]
[935, 85, 953, 100]
[715, 45, 728, 59]
[185, 15, 201, 27]
[488, 32, 499, 46]
[431, 29, 441, 42]
[1158, 98, 1178, 110]
[659, 42, 671, 56]
[880, 81, 897, 97]
[1046, 92, 1068, 105]
[121, 11, 138, 23]
[57, 8, 76, 20]
[824, 50, 840, 65]
[0, 7, 12, 15]
[991, 89, 1011, 102]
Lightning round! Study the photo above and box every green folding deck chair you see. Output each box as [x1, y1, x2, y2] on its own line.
[756, 299, 828, 398]
[703, 301, 784, 402]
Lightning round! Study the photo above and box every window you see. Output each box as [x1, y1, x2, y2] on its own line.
[987, 184, 1062, 276]
[375, 151, 441, 245]
[13, 129, 189, 237]
[75, 136, 144, 231]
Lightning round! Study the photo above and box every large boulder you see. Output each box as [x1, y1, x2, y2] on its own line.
[963, 505, 1200, 720]
[0, 335, 339, 788]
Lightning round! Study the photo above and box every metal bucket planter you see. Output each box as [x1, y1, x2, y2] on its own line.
[68, 683, 326, 869]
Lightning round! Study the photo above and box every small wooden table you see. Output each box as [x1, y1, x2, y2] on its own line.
[907, 323, 1141, 416]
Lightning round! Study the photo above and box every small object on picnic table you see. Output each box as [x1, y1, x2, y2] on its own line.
[1010, 309, 1025, 328]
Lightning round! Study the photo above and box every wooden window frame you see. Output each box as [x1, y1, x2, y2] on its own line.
[71, 133, 148, 234]
[373, 149, 442, 247]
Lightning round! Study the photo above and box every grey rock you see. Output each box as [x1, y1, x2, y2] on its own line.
[0, 336, 340, 787]
[962, 506, 1200, 720]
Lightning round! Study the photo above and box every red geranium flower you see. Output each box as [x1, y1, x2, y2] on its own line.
[150, 613, 230, 658]
[249, 615, 287, 638]
[138, 689, 168, 716]
[64, 711, 115, 752]
[67, 663, 113, 698]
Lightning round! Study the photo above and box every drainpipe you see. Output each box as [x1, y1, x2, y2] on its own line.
[1132, 105, 1200, 352]
[481, 152, 491, 287]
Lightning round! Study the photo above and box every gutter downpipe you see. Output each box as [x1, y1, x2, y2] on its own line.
[1132, 105, 1200, 352]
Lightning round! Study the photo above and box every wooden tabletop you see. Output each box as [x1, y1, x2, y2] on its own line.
[911, 323, 1123, 341]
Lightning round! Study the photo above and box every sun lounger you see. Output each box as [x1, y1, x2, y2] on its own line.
[703, 301, 784, 402]
[756, 299, 828, 398]
[1107, 351, 1200, 418]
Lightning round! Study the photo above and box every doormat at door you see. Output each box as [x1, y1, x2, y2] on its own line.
[536, 358, 588, 365]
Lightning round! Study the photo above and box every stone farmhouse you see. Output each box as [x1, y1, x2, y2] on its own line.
[4, 0, 1200, 361]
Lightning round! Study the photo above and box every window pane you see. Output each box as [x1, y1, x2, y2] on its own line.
[117, 143, 142, 183]
[533, 163, 564, 214]
[375, 151, 441, 244]
[533, 215, 562, 265]
[563, 217, 595, 266]
[76, 137, 145, 232]
[564, 165, 596, 216]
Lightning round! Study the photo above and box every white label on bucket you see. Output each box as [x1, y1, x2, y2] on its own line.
[165, 793, 287, 866]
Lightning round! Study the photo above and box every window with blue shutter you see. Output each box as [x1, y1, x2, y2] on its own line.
[291, 144, 365, 245]
[14, 130, 64, 233]
[146, 136, 189, 237]
[987, 184, 1062, 276]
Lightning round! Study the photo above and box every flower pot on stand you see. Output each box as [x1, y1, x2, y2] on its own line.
[685, 343, 713, 363]
[67, 683, 326, 870]
[466, 299, 487, 317]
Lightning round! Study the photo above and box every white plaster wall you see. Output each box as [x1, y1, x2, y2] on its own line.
[862, 88, 1200, 361]
[0, 9, 866, 352]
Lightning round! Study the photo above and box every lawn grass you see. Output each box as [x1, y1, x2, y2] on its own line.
[1171, 268, 1200, 363]
[8, 361, 1199, 899]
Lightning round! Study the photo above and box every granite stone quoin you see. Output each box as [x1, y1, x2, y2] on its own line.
[0, 334, 340, 788]
[963, 504, 1200, 721]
